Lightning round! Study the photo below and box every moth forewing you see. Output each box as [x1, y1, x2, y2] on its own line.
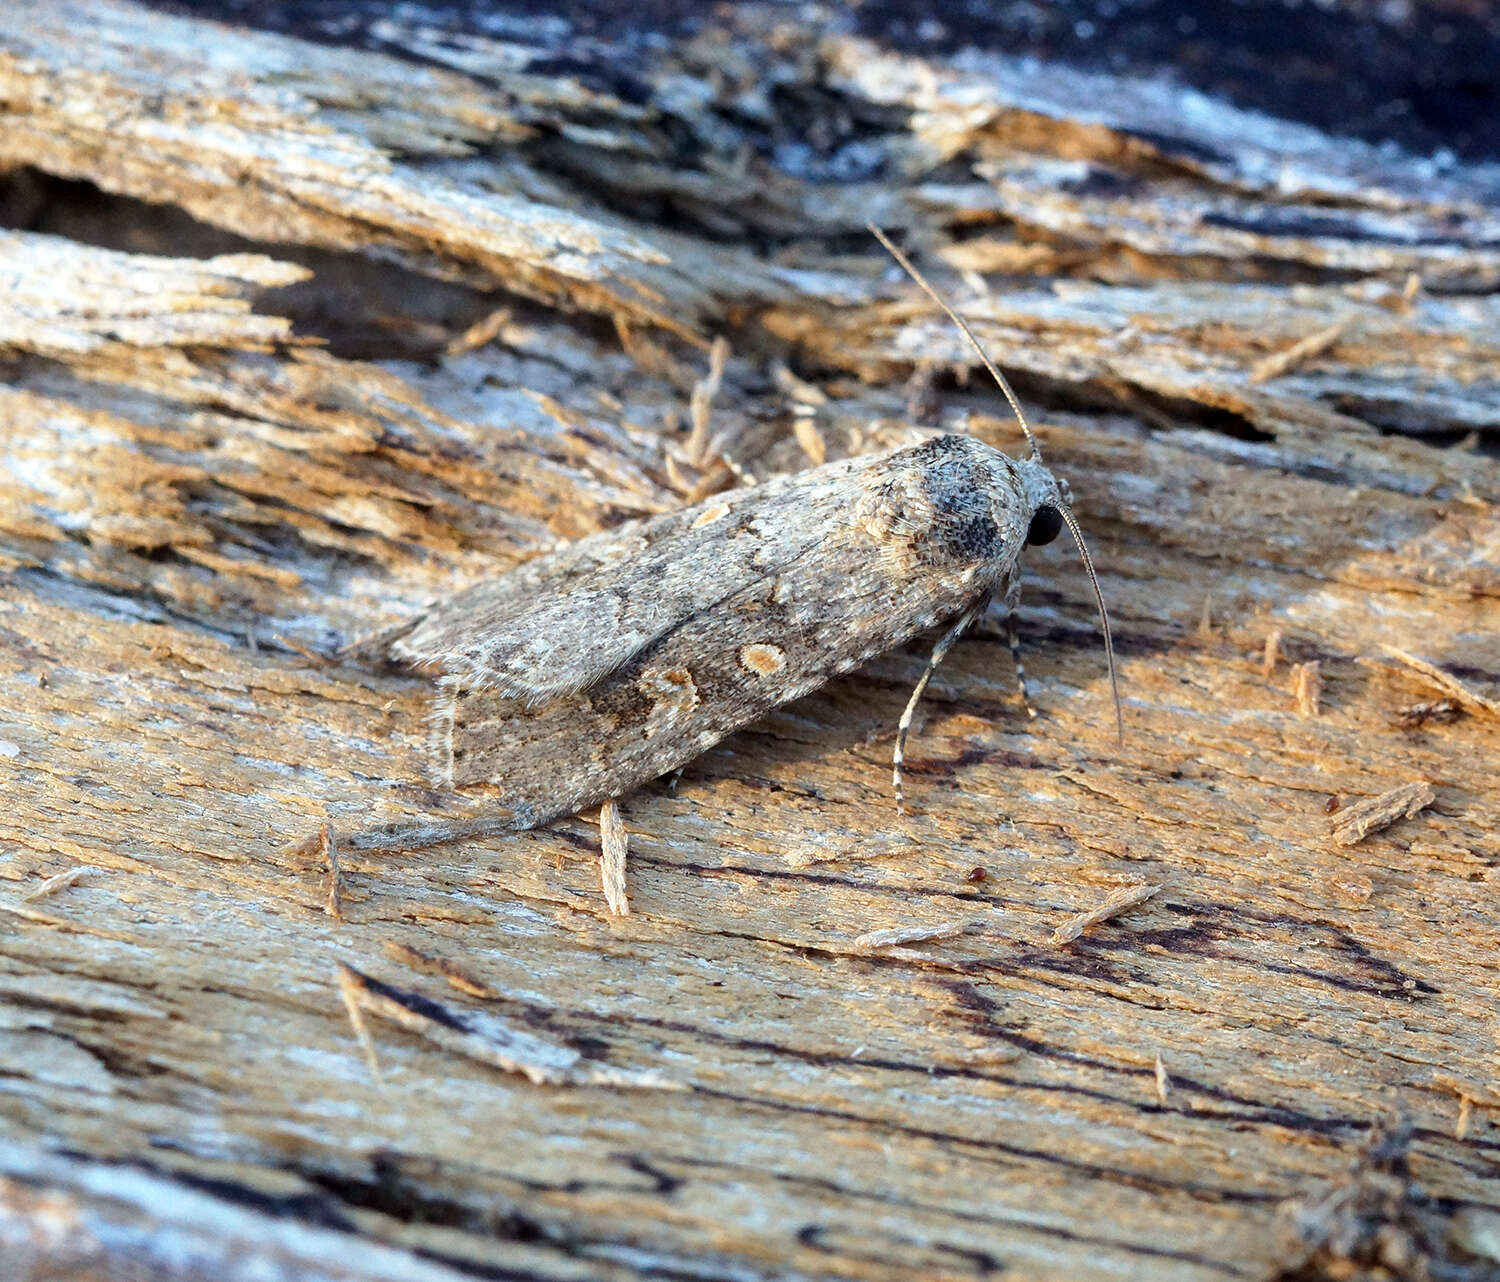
[392, 452, 875, 701]
[417, 434, 1050, 829]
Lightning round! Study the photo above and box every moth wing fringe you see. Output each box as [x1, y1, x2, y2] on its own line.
[424, 678, 541, 827]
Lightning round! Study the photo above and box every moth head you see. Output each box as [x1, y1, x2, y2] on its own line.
[1011, 462, 1123, 742]
[1013, 461, 1071, 545]
[1024, 474, 1072, 546]
[1025, 505, 1063, 547]
[868, 222, 1123, 741]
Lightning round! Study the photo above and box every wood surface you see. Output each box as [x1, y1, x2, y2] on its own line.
[1, 3, 1497, 1279]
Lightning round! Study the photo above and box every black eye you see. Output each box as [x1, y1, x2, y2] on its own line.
[1026, 505, 1063, 546]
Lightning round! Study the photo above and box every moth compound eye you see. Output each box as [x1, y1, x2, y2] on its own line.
[1026, 505, 1064, 546]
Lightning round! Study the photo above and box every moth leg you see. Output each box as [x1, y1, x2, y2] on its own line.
[1004, 611, 1038, 720]
[999, 572, 1037, 720]
[893, 596, 989, 815]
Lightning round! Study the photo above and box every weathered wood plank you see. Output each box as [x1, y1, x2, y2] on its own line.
[1, 3, 1497, 1281]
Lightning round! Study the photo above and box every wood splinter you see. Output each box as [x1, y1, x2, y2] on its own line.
[320, 824, 343, 921]
[599, 797, 629, 917]
[21, 865, 96, 902]
[1050, 884, 1161, 946]
[1376, 645, 1500, 718]
[1261, 628, 1283, 677]
[334, 962, 385, 1089]
[1248, 316, 1352, 384]
[1393, 699, 1461, 729]
[1291, 660, 1322, 717]
[854, 920, 969, 950]
[288, 823, 343, 919]
[332, 963, 679, 1090]
[1330, 780, 1435, 846]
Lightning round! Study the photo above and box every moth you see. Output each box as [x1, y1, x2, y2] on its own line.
[391, 229, 1119, 830]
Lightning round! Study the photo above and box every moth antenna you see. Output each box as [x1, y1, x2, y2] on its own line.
[868, 223, 1041, 461]
[1057, 505, 1124, 743]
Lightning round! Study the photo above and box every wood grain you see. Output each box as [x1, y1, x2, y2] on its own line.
[1, 4, 1496, 1280]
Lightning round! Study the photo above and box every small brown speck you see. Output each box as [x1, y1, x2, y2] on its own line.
[1324, 796, 1341, 814]
[965, 866, 987, 884]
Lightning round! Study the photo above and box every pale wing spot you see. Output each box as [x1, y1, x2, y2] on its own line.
[596, 534, 649, 564]
[691, 502, 732, 529]
[738, 643, 787, 677]
[639, 666, 699, 740]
